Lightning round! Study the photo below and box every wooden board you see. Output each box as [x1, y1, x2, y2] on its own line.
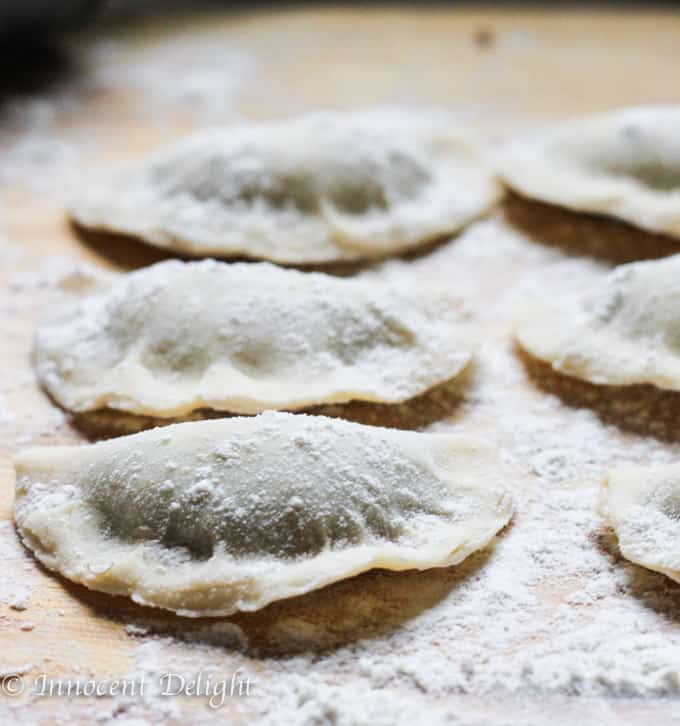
[3, 5, 680, 724]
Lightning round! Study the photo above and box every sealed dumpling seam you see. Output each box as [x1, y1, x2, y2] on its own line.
[14, 412, 513, 617]
[515, 255, 680, 391]
[497, 105, 680, 238]
[70, 109, 501, 263]
[602, 463, 680, 583]
[35, 259, 475, 417]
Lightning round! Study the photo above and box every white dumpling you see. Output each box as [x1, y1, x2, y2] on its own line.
[498, 106, 680, 238]
[35, 259, 473, 417]
[516, 255, 680, 390]
[13, 412, 513, 616]
[69, 109, 501, 263]
[602, 464, 680, 583]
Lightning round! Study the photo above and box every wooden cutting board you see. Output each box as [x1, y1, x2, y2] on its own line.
[3, 6, 680, 724]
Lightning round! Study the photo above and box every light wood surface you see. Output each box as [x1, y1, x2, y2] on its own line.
[3, 5, 680, 723]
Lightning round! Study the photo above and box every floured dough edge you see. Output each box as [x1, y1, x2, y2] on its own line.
[514, 294, 680, 393]
[39, 356, 475, 420]
[497, 106, 680, 240]
[69, 110, 503, 264]
[601, 465, 680, 584]
[34, 262, 476, 418]
[13, 418, 514, 617]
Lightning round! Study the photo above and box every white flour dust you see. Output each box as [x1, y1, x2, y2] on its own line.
[89, 34, 255, 121]
[4, 218, 680, 725]
[2, 22, 680, 723]
[0, 29, 254, 200]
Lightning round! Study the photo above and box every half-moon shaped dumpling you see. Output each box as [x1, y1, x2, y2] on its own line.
[602, 464, 680, 583]
[69, 109, 501, 264]
[498, 106, 680, 238]
[35, 259, 473, 417]
[516, 255, 680, 390]
[13, 412, 514, 616]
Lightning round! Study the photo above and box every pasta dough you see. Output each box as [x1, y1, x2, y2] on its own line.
[602, 464, 680, 583]
[498, 105, 680, 238]
[516, 255, 680, 390]
[13, 412, 514, 616]
[69, 109, 501, 263]
[35, 259, 473, 416]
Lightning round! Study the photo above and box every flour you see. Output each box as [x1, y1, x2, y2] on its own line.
[14, 413, 511, 618]
[0, 237, 25, 265]
[87, 35, 255, 122]
[0, 396, 16, 428]
[32, 259, 473, 416]
[68, 109, 499, 264]
[0, 28, 253, 202]
[0, 522, 35, 616]
[4, 199, 680, 726]
[9, 594, 30, 612]
[516, 254, 680, 393]
[497, 106, 680, 240]
[3, 15, 680, 724]
[6, 214, 680, 724]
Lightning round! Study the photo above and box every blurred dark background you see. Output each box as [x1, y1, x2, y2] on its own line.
[1, 0, 679, 43]
[0, 0, 678, 123]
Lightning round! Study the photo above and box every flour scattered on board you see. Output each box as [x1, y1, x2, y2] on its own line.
[4, 18, 680, 724]
[0, 29, 254, 200]
[5, 215, 680, 723]
[89, 34, 255, 122]
[0, 523, 35, 614]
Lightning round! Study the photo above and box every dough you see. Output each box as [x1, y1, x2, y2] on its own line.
[69, 109, 501, 263]
[14, 412, 514, 616]
[498, 105, 680, 238]
[602, 464, 680, 583]
[35, 259, 473, 416]
[516, 255, 680, 390]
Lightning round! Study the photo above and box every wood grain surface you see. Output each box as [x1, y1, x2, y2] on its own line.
[3, 5, 680, 724]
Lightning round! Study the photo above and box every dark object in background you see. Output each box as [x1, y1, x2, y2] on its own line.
[474, 26, 495, 49]
[0, 0, 104, 41]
